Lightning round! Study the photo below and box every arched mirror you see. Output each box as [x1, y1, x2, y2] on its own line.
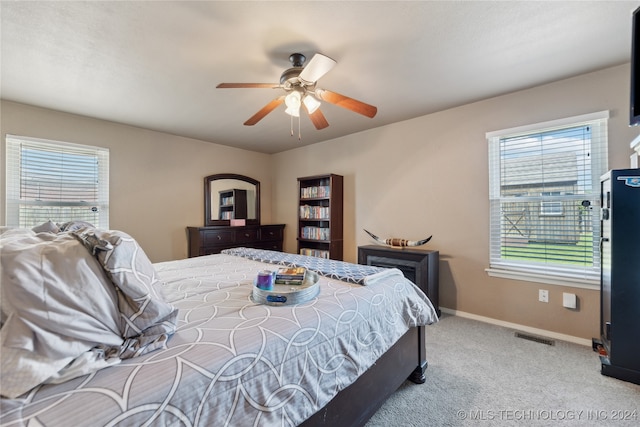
[204, 174, 260, 226]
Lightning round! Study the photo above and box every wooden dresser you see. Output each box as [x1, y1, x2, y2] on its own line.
[187, 224, 285, 257]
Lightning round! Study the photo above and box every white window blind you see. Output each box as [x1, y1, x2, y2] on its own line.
[486, 111, 608, 287]
[5, 135, 109, 229]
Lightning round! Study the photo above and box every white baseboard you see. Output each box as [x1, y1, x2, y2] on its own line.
[440, 307, 592, 347]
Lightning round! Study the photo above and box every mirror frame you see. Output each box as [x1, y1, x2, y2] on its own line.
[204, 173, 260, 226]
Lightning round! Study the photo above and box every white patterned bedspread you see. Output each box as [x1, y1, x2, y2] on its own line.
[0, 252, 438, 427]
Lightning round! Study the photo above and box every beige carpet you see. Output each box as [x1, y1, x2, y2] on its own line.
[366, 314, 640, 426]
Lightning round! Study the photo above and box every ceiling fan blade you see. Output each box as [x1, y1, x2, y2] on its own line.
[315, 88, 377, 118]
[304, 106, 329, 130]
[243, 96, 285, 126]
[299, 53, 337, 83]
[217, 83, 280, 89]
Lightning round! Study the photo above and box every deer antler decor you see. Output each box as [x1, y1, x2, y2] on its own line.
[363, 229, 432, 248]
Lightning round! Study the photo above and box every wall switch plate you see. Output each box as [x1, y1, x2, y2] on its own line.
[563, 292, 577, 309]
[539, 289, 549, 303]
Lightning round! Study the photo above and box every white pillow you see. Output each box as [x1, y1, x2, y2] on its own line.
[0, 231, 122, 398]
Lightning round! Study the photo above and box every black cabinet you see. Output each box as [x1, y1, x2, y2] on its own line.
[594, 169, 640, 385]
[358, 245, 440, 316]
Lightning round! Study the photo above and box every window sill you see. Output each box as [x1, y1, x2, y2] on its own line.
[485, 268, 599, 290]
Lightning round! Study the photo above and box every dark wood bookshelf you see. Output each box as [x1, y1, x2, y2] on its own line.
[218, 189, 247, 220]
[297, 174, 343, 260]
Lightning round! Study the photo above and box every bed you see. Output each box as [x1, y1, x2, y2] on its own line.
[0, 225, 438, 426]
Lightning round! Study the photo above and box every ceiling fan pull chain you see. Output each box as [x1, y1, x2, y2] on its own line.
[290, 114, 294, 137]
[298, 116, 301, 141]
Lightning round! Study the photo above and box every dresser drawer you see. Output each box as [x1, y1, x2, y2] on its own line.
[203, 229, 235, 245]
[188, 225, 285, 258]
[260, 226, 283, 241]
[250, 241, 283, 251]
[236, 228, 259, 243]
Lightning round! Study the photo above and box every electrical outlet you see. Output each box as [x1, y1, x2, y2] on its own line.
[539, 289, 549, 303]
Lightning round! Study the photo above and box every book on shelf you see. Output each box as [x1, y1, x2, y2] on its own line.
[299, 205, 330, 220]
[275, 267, 307, 285]
[300, 226, 330, 240]
[220, 196, 234, 206]
[299, 248, 330, 259]
[300, 185, 331, 199]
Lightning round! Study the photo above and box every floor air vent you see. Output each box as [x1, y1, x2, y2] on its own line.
[515, 332, 555, 346]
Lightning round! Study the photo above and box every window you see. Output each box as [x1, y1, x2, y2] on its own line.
[540, 192, 563, 216]
[486, 112, 608, 288]
[5, 135, 109, 229]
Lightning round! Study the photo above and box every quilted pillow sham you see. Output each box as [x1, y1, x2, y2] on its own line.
[72, 228, 178, 359]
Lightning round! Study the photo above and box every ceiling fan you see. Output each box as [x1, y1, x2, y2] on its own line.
[217, 53, 377, 131]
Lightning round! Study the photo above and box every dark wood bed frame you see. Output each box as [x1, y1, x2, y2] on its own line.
[301, 325, 427, 426]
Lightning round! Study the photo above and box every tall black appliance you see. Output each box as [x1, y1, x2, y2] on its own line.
[594, 168, 640, 385]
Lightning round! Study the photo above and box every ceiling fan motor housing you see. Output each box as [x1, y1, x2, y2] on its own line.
[280, 53, 310, 90]
[289, 53, 306, 67]
[280, 67, 303, 87]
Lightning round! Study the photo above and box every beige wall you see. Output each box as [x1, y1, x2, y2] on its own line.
[271, 64, 638, 340]
[0, 101, 273, 262]
[1, 64, 636, 340]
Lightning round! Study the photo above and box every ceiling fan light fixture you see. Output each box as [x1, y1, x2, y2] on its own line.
[285, 106, 300, 117]
[284, 90, 302, 117]
[303, 94, 321, 114]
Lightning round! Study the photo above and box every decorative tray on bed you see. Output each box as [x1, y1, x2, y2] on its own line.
[252, 270, 320, 306]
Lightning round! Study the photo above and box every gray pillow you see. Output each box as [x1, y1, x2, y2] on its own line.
[58, 220, 95, 232]
[31, 220, 60, 233]
[72, 228, 178, 359]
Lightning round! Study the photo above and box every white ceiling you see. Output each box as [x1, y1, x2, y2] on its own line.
[1, 1, 636, 154]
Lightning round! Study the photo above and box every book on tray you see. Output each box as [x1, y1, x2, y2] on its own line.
[275, 267, 307, 285]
